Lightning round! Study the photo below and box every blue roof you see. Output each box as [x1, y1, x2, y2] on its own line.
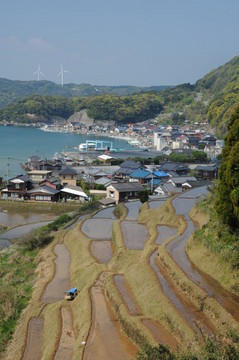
[154, 171, 169, 178]
[130, 169, 151, 179]
[67, 287, 77, 294]
[150, 178, 162, 185]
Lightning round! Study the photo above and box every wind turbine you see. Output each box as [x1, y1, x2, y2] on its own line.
[57, 63, 70, 87]
[33, 65, 45, 81]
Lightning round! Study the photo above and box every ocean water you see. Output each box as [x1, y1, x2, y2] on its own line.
[0, 126, 132, 179]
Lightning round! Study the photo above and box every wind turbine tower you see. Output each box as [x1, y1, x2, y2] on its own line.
[33, 65, 45, 81]
[57, 63, 70, 87]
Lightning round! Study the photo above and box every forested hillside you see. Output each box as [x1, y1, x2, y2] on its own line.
[0, 93, 163, 124]
[0, 78, 168, 109]
[1, 55, 239, 134]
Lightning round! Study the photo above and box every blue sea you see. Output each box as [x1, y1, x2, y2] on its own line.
[0, 126, 133, 179]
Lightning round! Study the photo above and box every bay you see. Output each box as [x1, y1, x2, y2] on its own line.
[0, 125, 133, 179]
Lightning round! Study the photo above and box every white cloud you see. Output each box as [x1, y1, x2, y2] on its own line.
[28, 37, 53, 51]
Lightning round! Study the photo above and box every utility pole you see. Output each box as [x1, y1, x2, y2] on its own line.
[151, 163, 154, 194]
[6, 157, 10, 185]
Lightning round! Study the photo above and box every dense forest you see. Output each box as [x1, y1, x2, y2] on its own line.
[0, 93, 163, 124]
[0, 78, 169, 109]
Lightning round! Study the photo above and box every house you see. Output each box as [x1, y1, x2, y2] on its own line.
[97, 154, 114, 164]
[159, 163, 189, 176]
[106, 182, 146, 204]
[129, 169, 152, 185]
[168, 176, 197, 187]
[114, 160, 146, 180]
[39, 177, 62, 190]
[1, 174, 33, 200]
[59, 167, 77, 186]
[61, 185, 88, 202]
[27, 186, 60, 202]
[195, 165, 218, 180]
[95, 177, 112, 188]
[27, 170, 53, 184]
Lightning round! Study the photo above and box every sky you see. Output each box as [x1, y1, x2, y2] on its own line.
[0, 0, 239, 87]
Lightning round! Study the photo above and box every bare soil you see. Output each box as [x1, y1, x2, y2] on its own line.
[114, 274, 142, 315]
[22, 317, 44, 360]
[91, 240, 113, 264]
[54, 307, 75, 360]
[83, 274, 138, 360]
[142, 319, 179, 351]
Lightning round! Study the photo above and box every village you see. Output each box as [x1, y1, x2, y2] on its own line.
[0, 117, 221, 205]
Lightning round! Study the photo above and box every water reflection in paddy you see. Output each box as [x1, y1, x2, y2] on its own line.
[121, 221, 148, 250]
[155, 226, 178, 245]
[124, 201, 141, 220]
[93, 207, 116, 219]
[81, 218, 114, 240]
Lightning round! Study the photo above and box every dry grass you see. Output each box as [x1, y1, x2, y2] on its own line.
[5, 197, 239, 359]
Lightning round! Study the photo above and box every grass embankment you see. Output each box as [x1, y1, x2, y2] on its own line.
[0, 200, 81, 216]
[4, 197, 239, 359]
[1, 201, 99, 360]
[0, 246, 36, 357]
[188, 192, 239, 295]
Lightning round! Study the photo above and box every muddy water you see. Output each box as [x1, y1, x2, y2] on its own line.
[0, 211, 56, 228]
[121, 221, 148, 250]
[81, 219, 114, 240]
[114, 274, 142, 315]
[83, 275, 138, 360]
[93, 207, 115, 219]
[22, 317, 44, 360]
[91, 241, 113, 264]
[142, 319, 178, 350]
[54, 308, 75, 360]
[155, 226, 178, 245]
[124, 201, 141, 220]
[169, 189, 239, 321]
[0, 221, 53, 240]
[42, 244, 71, 303]
[150, 250, 212, 335]
[148, 199, 166, 209]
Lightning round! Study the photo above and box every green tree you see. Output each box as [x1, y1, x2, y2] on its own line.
[216, 106, 239, 228]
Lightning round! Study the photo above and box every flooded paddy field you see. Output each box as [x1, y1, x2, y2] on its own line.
[124, 201, 141, 220]
[150, 250, 213, 336]
[81, 218, 114, 240]
[42, 244, 71, 303]
[155, 225, 178, 245]
[93, 207, 116, 219]
[121, 221, 148, 250]
[83, 274, 138, 360]
[91, 240, 113, 264]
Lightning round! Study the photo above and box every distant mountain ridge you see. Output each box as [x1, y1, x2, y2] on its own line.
[0, 78, 170, 108]
[1, 54, 239, 135]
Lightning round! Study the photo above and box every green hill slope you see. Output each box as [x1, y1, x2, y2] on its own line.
[0, 78, 169, 109]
